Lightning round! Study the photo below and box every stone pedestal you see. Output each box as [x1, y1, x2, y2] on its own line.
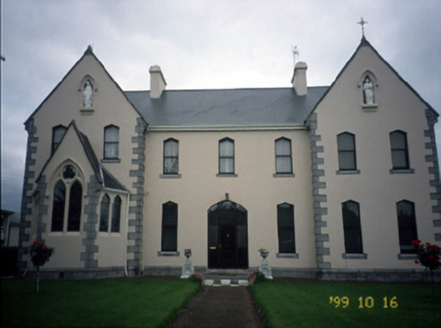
[258, 251, 273, 280]
[180, 251, 194, 279]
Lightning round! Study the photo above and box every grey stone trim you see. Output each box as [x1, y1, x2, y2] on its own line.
[35, 176, 48, 240]
[397, 253, 417, 260]
[216, 173, 238, 177]
[342, 253, 367, 259]
[389, 168, 415, 174]
[143, 266, 182, 277]
[18, 118, 38, 273]
[157, 251, 180, 256]
[273, 173, 295, 178]
[318, 269, 440, 282]
[276, 253, 299, 258]
[80, 175, 101, 269]
[127, 117, 148, 273]
[307, 113, 331, 270]
[26, 266, 126, 279]
[160, 174, 182, 179]
[101, 158, 121, 163]
[272, 267, 317, 279]
[336, 170, 361, 175]
[425, 110, 441, 240]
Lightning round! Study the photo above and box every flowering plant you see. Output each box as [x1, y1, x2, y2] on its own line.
[30, 240, 54, 267]
[412, 240, 440, 297]
[247, 269, 266, 285]
[258, 248, 268, 253]
[29, 240, 54, 294]
[412, 240, 440, 270]
[188, 272, 204, 284]
[184, 249, 192, 253]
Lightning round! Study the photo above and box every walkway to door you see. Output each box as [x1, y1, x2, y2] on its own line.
[172, 286, 264, 328]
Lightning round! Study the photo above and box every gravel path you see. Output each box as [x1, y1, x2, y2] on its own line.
[172, 286, 264, 328]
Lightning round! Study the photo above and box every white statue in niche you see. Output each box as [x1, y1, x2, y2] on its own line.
[362, 76, 374, 105]
[83, 80, 93, 109]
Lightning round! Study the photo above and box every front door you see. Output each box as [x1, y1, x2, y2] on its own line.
[208, 200, 248, 269]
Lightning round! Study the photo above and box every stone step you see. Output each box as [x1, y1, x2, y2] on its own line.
[203, 279, 249, 287]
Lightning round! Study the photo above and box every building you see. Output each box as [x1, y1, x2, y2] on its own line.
[18, 37, 441, 280]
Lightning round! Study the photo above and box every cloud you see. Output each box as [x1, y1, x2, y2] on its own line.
[2, 0, 441, 212]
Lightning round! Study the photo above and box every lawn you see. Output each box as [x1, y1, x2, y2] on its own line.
[249, 280, 441, 327]
[1, 278, 201, 327]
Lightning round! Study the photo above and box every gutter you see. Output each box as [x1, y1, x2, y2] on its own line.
[147, 124, 307, 133]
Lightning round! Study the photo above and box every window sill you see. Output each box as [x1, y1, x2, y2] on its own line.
[158, 251, 180, 257]
[336, 170, 361, 175]
[398, 253, 417, 260]
[342, 253, 367, 259]
[49, 232, 80, 237]
[98, 232, 121, 236]
[160, 174, 182, 179]
[273, 173, 295, 178]
[362, 104, 377, 112]
[276, 253, 299, 258]
[101, 158, 121, 164]
[216, 173, 238, 177]
[390, 169, 415, 174]
[80, 108, 94, 115]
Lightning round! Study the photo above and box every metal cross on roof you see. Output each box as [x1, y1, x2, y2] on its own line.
[357, 17, 368, 37]
[292, 46, 299, 66]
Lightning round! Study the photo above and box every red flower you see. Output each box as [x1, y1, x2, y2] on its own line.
[44, 244, 47, 248]
[33, 240, 38, 245]
[414, 260, 419, 264]
[429, 255, 435, 260]
[411, 240, 421, 247]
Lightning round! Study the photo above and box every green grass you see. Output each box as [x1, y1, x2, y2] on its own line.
[2, 278, 201, 327]
[249, 280, 441, 327]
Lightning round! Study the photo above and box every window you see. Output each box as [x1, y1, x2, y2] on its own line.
[163, 139, 179, 174]
[52, 125, 67, 153]
[51, 181, 66, 232]
[342, 201, 363, 254]
[50, 165, 83, 232]
[390, 131, 409, 170]
[275, 138, 293, 174]
[277, 203, 295, 253]
[397, 200, 418, 254]
[104, 125, 119, 159]
[337, 133, 357, 171]
[111, 196, 122, 233]
[219, 138, 234, 174]
[161, 202, 178, 252]
[67, 181, 82, 231]
[99, 194, 110, 232]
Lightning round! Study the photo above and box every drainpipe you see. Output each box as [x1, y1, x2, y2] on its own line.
[123, 192, 130, 277]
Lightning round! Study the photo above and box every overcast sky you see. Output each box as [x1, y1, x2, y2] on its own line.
[1, 0, 441, 212]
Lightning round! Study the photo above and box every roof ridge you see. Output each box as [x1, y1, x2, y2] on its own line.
[124, 85, 329, 93]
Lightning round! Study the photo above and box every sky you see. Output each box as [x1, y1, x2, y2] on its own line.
[1, 0, 441, 212]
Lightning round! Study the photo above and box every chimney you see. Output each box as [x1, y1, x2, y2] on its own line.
[291, 61, 308, 96]
[149, 65, 167, 99]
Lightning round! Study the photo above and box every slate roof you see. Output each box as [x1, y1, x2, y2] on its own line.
[125, 87, 328, 127]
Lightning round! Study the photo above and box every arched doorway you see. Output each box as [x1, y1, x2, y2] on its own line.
[208, 200, 248, 269]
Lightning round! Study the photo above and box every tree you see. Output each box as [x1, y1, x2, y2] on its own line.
[29, 240, 54, 294]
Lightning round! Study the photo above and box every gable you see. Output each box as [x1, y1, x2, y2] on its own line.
[308, 37, 438, 121]
[24, 46, 145, 127]
[36, 121, 128, 193]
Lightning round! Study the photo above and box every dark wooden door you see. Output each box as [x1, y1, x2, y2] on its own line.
[208, 201, 248, 269]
